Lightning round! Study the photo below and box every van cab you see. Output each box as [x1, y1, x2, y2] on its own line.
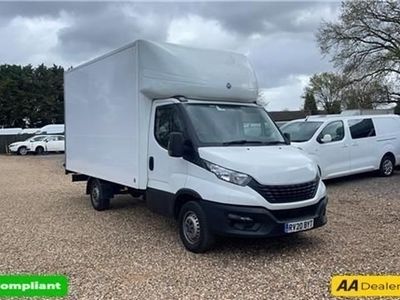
[281, 115, 400, 179]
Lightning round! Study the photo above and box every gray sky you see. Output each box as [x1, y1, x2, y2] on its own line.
[0, 1, 340, 110]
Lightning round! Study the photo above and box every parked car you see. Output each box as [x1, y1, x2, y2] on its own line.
[8, 135, 65, 155]
[281, 115, 400, 179]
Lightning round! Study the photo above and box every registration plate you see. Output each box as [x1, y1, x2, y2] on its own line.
[284, 219, 314, 233]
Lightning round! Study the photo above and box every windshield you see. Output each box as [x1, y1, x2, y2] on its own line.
[281, 121, 323, 142]
[184, 104, 285, 146]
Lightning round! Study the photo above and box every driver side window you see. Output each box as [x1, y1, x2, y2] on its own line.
[155, 105, 184, 149]
[317, 121, 344, 143]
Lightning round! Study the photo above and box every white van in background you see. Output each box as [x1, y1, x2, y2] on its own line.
[281, 115, 400, 179]
[36, 124, 64, 135]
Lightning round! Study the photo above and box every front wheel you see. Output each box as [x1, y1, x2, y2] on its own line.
[17, 146, 28, 156]
[89, 179, 110, 211]
[379, 155, 395, 177]
[178, 201, 215, 253]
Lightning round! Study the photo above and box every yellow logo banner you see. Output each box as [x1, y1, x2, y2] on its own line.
[331, 275, 400, 297]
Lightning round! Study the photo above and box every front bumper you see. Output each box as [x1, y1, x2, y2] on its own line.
[201, 197, 328, 238]
[8, 147, 18, 153]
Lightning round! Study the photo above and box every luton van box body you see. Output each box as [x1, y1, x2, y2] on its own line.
[65, 40, 257, 189]
[65, 40, 327, 252]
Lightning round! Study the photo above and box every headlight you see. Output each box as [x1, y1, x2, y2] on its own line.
[204, 161, 251, 186]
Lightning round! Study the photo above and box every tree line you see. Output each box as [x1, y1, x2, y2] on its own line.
[0, 64, 64, 128]
[303, 0, 400, 114]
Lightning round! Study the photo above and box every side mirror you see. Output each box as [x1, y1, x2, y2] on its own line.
[168, 132, 184, 157]
[321, 134, 332, 143]
[283, 132, 291, 144]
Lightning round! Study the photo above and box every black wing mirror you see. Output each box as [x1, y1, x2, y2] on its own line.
[168, 132, 184, 157]
[283, 132, 291, 144]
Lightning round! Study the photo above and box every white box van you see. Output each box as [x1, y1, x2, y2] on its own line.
[65, 40, 327, 252]
[36, 124, 64, 135]
[281, 115, 400, 179]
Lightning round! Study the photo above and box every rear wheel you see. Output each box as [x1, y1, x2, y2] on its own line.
[178, 201, 215, 253]
[35, 146, 44, 155]
[17, 146, 28, 156]
[89, 179, 111, 211]
[379, 154, 395, 177]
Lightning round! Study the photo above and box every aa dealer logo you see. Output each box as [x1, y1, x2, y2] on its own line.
[331, 275, 400, 297]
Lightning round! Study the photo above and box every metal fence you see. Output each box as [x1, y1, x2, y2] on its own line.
[0, 134, 34, 154]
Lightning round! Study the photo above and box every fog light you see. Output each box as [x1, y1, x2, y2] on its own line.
[228, 213, 254, 222]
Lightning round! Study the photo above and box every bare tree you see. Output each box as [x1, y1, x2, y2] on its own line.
[317, 0, 400, 103]
[342, 79, 388, 109]
[305, 72, 388, 113]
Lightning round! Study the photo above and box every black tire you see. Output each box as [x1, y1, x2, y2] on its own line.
[89, 179, 111, 211]
[379, 154, 395, 177]
[17, 146, 28, 156]
[178, 201, 215, 253]
[35, 146, 44, 155]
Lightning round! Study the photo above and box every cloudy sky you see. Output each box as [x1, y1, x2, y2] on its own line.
[0, 1, 340, 110]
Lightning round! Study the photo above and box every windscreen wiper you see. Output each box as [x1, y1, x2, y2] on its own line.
[222, 140, 264, 145]
[263, 141, 287, 145]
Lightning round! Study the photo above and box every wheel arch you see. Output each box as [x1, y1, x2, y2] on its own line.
[173, 189, 203, 220]
[382, 151, 395, 163]
[35, 145, 44, 152]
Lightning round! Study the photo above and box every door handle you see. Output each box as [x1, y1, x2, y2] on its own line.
[149, 156, 154, 171]
[342, 145, 349, 148]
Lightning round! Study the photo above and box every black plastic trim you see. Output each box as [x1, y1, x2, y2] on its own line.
[200, 197, 328, 237]
[72, 174, 88, 182]
[174, 188, 202, 201]
[146, 188, 175, 217]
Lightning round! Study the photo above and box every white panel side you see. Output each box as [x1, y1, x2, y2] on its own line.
[65, 46, 140, 188]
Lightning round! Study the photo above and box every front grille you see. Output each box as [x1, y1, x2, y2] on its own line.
[249, 178, 319, 203]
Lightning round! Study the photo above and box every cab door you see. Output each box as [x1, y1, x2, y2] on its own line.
[146, 101, 188, 216]
[44, 136, 57, 151]
[314, 120, 351, 178]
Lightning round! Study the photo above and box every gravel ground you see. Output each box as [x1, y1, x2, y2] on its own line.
[0, 154, 399, 300]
